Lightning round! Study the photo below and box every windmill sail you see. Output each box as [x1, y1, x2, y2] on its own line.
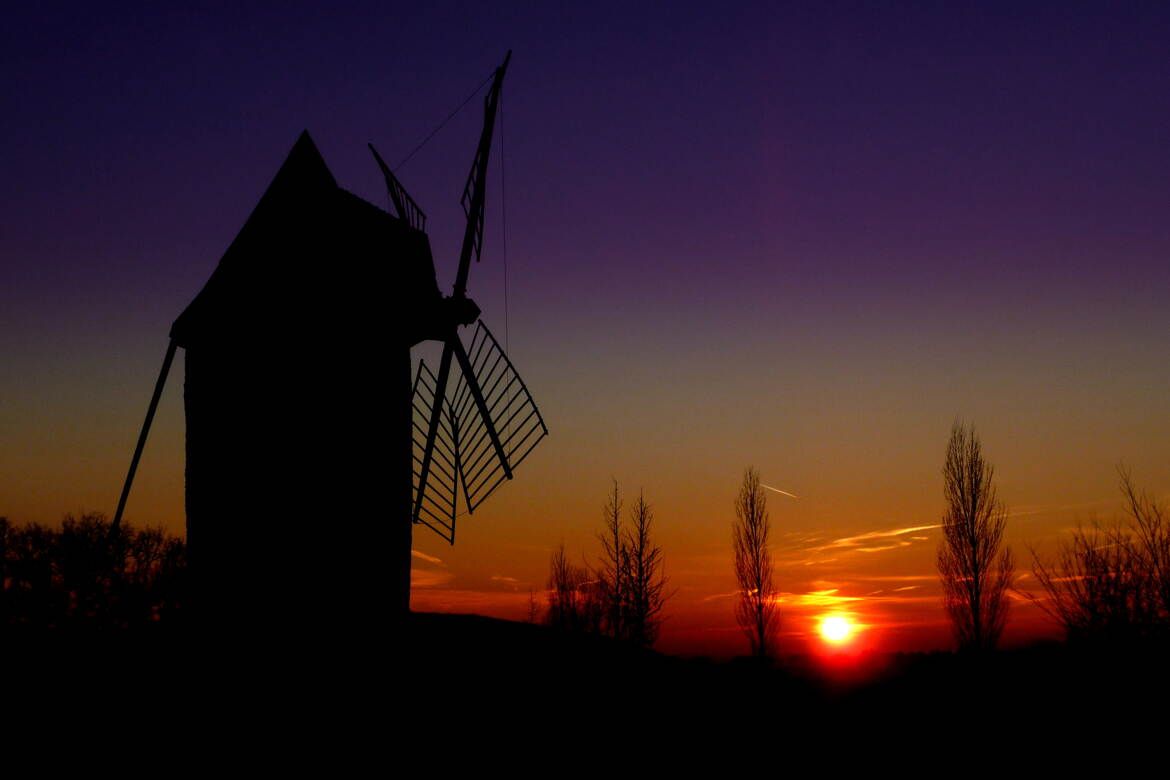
[411, 360, 459, 541]
[369, 143, 427, 231]
[451, 321, 547, 512]
[411, 320, 547, 542]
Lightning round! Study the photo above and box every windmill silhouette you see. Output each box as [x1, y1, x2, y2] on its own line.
[112, 51, 545, 629]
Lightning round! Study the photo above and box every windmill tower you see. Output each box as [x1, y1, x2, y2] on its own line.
[113, 52, 545, 629]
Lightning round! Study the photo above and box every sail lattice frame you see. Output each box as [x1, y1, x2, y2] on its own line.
[411, 360, 458, 542]
[450, 321, 548, 513]
[411, 320, 548, 542]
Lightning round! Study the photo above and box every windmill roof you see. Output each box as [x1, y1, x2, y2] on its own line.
[170, 131, 440, 348]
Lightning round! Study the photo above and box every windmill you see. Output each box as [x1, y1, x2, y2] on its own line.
[373, 50, 548, 608]
[111, 51, 545, 628]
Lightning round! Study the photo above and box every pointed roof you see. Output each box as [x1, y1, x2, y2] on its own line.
[266, 130, 338, 193]
[170, 131, 440, 348]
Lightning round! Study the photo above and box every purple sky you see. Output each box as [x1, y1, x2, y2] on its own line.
[4, 2, 1169, 653]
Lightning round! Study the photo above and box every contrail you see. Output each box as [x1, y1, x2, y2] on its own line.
[762, 483, 799, 499]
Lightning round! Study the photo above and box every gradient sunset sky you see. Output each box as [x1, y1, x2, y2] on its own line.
[3, 2, 1169, 657]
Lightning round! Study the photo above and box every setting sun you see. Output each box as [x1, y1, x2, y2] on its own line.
[820, 616, 854, 643]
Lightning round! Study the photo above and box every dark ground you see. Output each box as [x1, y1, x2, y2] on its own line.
[7, 612, 1168, 748]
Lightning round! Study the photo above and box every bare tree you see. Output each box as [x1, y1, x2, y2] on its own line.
[733, 467, 779, 659]
[1030, 519, 1149, 641]
[545, 542, 601, 633]
[1120, 466, 1170, 621]
[937, 422, 1014, 651]
[596, 480, 628, 640]
[1030, 467, 1169, 642]
[624, 490, 668, 648]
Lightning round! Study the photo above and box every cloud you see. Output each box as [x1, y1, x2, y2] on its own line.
[778, 589, 863, 608]
[490, 575, 524, 590]
[849, 574, 936, 582]
[411, 569, 455, 588]
[817, 524, 941, 551]
[775, 522, 941, 568]
[1006, 500, 1114, 519]
[411, 549, 444, 565]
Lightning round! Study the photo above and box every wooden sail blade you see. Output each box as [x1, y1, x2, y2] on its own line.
[368, 143, 427, 231]
[412, 340, 459, 542]
[450, 320, 547, 513]
[453, 51, 510, 299]
[411, 359, 459, 542]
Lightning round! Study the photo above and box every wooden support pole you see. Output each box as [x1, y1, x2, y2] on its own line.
[112, 339, 177, 533]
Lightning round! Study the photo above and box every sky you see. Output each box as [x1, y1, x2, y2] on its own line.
[3, 1, 1169, 657]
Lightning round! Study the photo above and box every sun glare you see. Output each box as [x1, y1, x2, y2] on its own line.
[820, 616, 853, 643]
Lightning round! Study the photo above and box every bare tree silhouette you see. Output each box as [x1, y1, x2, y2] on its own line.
[937, 422, 1013, 651]
[596, 480, 628, 640]
[545, 542, 601, 633]
[733, 467, 779, 659]
[1031, 467, 1169, 641]
[624, 490, 667, 648]
[1120, 466, 1170, 621]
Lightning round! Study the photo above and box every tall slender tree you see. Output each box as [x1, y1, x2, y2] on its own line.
[596, 480, 628, 640]
[937, 421, 1014, 651]
[624, 490, 667, 648]
[733, 467, 779, 658]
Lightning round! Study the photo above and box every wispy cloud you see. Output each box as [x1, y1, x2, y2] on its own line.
[411, 569, 454, 588]
[815, 524, 941, 551]
[1006, 500, 1116, 520]
[490, 575, 523, 591]
[778, 589, 863, 608]
[774, 522, 940, 568]
[762, 484, 799, 499]
[849, 574, 936, 582]
[701, 590, 742, 603]
[411, 549, 444, 565]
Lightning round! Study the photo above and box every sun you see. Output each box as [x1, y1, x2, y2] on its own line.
[819, 615, 853, 643]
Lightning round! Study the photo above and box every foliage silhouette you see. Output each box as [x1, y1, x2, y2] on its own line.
[733, 467, 779, 659]
[937, 422, 1014, 651]
[1, 512, 186, 626]
[1030, 467, 1170, 642]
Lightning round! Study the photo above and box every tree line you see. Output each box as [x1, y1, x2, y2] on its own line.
[936, 421, 1170, 650]
[729, 420, 1170, 661]
[543, 481, 669, 649]
[1, 512, 186, 626]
